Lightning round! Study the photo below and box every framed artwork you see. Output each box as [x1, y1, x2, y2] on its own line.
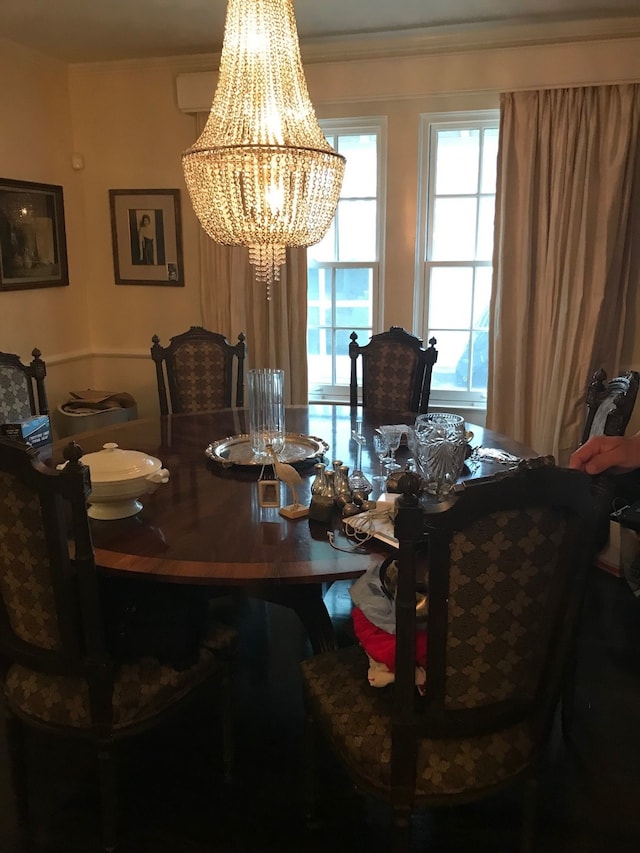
[109, 188, 184, 286]
[0, 178, 69, 291]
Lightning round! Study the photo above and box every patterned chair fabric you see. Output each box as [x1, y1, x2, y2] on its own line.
[581, 367, 640, 445]
[301, 459, 603, 849]
[151, 326, 246, 415]
[349, 327, 438, 413]
[0, 437, 236, 852]
[0, 349, 48, 422]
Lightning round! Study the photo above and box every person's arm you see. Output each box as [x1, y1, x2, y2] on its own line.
[569, 433, 640, 474]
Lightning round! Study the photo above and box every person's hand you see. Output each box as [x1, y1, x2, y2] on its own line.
[569, 433, 640, 474]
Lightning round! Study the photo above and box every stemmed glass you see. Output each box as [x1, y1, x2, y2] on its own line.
[349, 420, 372, 495]
[372, 433, 390, 482]
[379, 425, 402, 471]
[350, 421, 366, 472]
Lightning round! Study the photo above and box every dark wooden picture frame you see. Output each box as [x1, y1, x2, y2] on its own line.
[109, 188, 184, 286]
[0, 178, 69, 291]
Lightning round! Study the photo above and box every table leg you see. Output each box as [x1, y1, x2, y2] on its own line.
[255, 584, 338, 654]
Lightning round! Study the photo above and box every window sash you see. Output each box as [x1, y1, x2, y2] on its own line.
[308, 118, 386, 402]
[416, 110, 499, 406]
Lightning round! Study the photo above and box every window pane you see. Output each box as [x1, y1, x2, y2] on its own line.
[432, 198, 477, 260]
[339, 134, 377, 197]
[435, 129, 480, 195]
[428, 267, 473, 329]
[307, 319, 333, 385]
[470, 328, 489, 392]
[476, 196, 495, 260]
[473, 269, 492, 326]
[429, 330, 470, 389]
[308, 221, 335, 262]
[308, 350, 333, 385]
[335, 267, 373, 328]
[338, 200, 376, 261]
[336, 328, 359, 385]
[481, 127, 499, 194]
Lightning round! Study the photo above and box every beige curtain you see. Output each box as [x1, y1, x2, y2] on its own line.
[487, 85, 640, 464]
[194, 114, 309, 405]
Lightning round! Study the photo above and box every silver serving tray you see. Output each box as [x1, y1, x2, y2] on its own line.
[205, 432, 329, 468]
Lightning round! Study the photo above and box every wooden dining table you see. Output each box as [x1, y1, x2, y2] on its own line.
[51, 405, 534, 652]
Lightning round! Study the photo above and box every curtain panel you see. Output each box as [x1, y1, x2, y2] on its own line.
[487, 85, 640, 464]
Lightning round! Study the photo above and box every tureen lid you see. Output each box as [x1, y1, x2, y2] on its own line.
[81, 442, 162, 483]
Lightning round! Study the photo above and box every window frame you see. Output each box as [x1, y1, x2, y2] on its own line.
[307, 117, 387, 403]
[415, 109, 500, 408]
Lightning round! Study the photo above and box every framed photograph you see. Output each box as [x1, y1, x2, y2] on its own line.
[109, 189, 184, 286]
[0, 178, 69, 291]
[258, 479, 281, 508]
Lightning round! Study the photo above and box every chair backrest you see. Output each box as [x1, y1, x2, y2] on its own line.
[0, 348, 48, 422]
[0, 437, 107, 687]
[390, 459, 601, 790]
[581, 368, 640, 445]
[349, 327, 438, 413]
[151, 326, 246, 415]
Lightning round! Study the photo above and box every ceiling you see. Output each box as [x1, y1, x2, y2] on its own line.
[1, 0, 639, 64]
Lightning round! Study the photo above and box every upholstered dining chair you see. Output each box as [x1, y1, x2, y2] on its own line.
[0, 348, 48, 421]
[151, 325, 246, 415]
[301, 459, 602, 853]
[0, 436, 236, 852]
[349, 327, 437, 413]
[581, 368, 640, 445]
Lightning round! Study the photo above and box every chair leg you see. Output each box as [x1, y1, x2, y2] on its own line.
[219, 673, 234, 783]
[303, 709, 319, 830]
[5, 709, 29, 831]
[520, 774, 538, 853]
[392, 806, 412, 853]
[561, 655, 577, 742]
[97, 745, 118, 853]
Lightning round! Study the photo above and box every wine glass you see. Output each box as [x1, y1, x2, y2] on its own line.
[351, 420, 366, 471]
[380, 425, 402, 471]
[372, 433, 390, 481]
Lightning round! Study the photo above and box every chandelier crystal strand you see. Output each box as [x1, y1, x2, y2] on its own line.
[182, 0, 345, 296]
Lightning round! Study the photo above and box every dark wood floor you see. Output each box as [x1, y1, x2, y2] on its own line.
[1, 567, 640, 852]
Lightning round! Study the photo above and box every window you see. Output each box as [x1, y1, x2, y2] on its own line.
[307, 119, 386, 401]
[417, 111, 499, 405]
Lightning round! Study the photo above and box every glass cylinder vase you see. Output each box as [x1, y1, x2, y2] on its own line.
[248, 368, 285, 461]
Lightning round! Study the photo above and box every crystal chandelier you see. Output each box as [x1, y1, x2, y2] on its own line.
[182, 0, 346, 297]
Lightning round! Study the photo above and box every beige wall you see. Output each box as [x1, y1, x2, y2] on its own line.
[2, 32, 640, 433]
[0, 39, 92, 419]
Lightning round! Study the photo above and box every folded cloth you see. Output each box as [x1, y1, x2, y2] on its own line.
[63, 390, 137, 412]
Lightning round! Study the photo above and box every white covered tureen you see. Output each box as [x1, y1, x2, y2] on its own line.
[74, 442, 170, 519]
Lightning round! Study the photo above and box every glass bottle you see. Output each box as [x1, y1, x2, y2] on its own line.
[348, 467, 373, 498]
[311, 462, 327, 496]
[322, 469, 336, 501]
[334, 464, 351, 500]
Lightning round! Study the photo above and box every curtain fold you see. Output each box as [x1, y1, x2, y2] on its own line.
[194, 113, 309, 405]
[487, 85, 640, 464]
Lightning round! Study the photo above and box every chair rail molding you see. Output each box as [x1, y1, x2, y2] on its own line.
[45, 349, 150, 366]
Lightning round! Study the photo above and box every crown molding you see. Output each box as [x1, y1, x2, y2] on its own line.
[70, 15, 640, 73]
[300, 16, 640, 63]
